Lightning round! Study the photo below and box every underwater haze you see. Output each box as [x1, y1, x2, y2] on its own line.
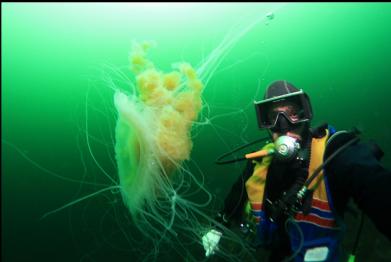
[3, 3, 391, 262]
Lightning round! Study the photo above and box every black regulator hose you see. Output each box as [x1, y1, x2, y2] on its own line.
[215, 137, 270, 165]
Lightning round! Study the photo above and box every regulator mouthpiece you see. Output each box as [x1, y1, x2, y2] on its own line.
[274, 135, 300, 162]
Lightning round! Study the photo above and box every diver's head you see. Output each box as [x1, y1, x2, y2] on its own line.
[254, 80, 313, 143]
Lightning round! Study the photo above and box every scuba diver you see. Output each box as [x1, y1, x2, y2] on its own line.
[202, 80, 391, 261]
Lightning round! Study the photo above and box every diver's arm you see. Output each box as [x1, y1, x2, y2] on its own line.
[202, 160, 254, 257]
[326, 141, 391, 241]
[218, 160, 255, 227]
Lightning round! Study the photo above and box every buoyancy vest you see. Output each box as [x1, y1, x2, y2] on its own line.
[245, 128, 344, 262]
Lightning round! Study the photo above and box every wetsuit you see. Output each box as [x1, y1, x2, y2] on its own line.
[217, 125, 391, 261]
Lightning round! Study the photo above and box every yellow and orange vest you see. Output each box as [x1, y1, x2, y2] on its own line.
[245, 128, 342, 261]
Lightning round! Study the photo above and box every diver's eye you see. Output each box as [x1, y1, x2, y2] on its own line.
[289, 113, 299, 122]
[268, 109, 298, 122]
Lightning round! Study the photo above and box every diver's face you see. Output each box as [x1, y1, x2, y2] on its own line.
[268, 104, 306, 142]
[271, 126, 304, 142]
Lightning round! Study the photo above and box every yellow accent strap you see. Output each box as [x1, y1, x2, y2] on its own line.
[245, 143, 274, 205]
[308, 129, 329, 201]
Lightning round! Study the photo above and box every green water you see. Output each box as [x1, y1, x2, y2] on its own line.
[3, 3, 391, 262]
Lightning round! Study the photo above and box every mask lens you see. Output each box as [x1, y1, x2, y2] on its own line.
[254, 90, 312, 129]
[268, 103, 301, 127]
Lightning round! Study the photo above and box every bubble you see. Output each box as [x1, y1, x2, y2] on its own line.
[266, 12, 275, 20]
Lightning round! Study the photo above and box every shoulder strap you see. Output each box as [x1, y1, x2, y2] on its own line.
[324, 126, 360, 160]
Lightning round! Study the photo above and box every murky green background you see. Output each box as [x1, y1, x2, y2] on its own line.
[3, 3, 391, 261]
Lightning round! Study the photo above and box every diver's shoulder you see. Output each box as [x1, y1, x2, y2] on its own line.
[310, 123, 361, 160]
[324, 124, 384, 162]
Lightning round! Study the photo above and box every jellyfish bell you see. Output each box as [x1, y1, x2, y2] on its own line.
[113, 42, 205, 225]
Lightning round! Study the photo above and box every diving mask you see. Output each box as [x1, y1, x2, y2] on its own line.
[254, 90, 312, 130]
